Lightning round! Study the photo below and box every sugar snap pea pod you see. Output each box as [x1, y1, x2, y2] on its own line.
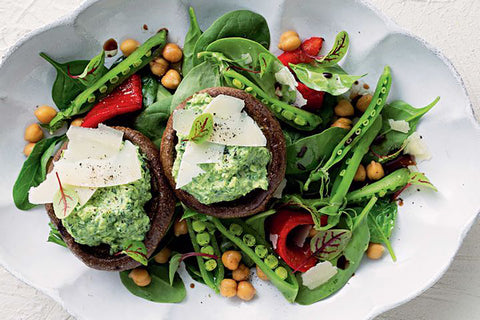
[346, 168, 411, 204]
[223, 68, 322, 131]
[186, 218, 224, 293]
[295, 197, 373, 305]
[48, 29, 168, 132]
[211, 217, 299, 302]
[304, 66, 392, 190]
[320, 116, 382, 217]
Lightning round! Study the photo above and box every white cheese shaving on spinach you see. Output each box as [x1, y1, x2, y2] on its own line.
[301, 261, 338, 290]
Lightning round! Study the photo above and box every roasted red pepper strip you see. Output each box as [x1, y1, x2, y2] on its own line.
[277, 36, 324, 66]
[301, 36, 324, 57]
[81, 74, 142, 128]
[267, 210, 327, 272]
[296, 82, 325, 111]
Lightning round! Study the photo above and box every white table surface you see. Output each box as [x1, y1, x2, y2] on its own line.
[0, 0, 479, 319]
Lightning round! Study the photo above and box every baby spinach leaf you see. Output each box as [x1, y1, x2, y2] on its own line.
[310, 229, 352, 261]
[191, 10, 270, 68]
[168, 253, 182, 286]
[367, 199, 397, 261]
[182, 7, 203, 75]
[316, 31, 349, 66]
[121, 241, 148, 266]
[286, 127, 347, 175]
[170, 61, 223, 113]
[134, 96, 172, 148]
[290, 63, 364, 96]
[245, 209, 276, 239]
[47, 222, 67, 248]
[184, 113, 213, 144]
[13, 135, 65, 210]
[40, 53, 88, 111]
[141, 74, 159, 108]
[372, 97, 439, 155]
[52, 179, 79, 219]
[120, 264, 186, 303]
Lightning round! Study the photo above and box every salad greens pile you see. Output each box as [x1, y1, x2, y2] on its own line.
[13, 6, 439, 305]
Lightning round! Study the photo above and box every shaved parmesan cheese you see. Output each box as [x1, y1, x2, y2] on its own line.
[294, 88, 308, 108]
[55, 140, 142, 188]
[270, 234, 279, 249]
[301, 261, 338, 290]
[173, 109, 200, 136]
[388, 119, 410, 133]
[404, 132, 431, 162]
[209, 112, 266, 146]
[203, 94, 245, 115]
[273, 178, 287, 199]
[175, 141, 225, 188]
[63, 124, 123, 161]
[275, 66, 298, 91]
[241, 53, 253, 65]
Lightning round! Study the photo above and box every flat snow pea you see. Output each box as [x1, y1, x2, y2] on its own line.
[191, 10, 270, 67]
[290, 63, 364, 96]
[13, 135, 65, 210]
[295, 201, 371, 304]
[119, 264, 186, 303]
[134, 96, 172, 148]
[286, 127, 347, 175]
[170, 60, 223, 113]
[182, 7, 203, 75]
[370, 97, 439, 157]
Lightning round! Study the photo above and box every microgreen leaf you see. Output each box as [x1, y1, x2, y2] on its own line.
[309, 229, 352, 261]
[169, 253, 182, 286]
[367, 200, 398, 261]
[52, 173, 79, 219]
[408, 171, 437, 191]
[47, 222, 67, 248]
[315, 31, 349, 66]
[184, 113, 214, 144]
[69, 50, 105, 85]
[121, 241, 148, 266]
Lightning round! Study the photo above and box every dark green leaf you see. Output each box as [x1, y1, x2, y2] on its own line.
[182, 7, 203, 75]
[168, 253, 182, 286]
[316, 31, 349, 66]
[286, 127, 347, 175]
[47, 222, 67, 248]
[290, 63, 363, 96]
[141, 75, 159, 108]
[192, 10, 270, 67]
[134, 96, 172, 148]
[120, 264, 186, 303]
[184, 113, 213, 144]
[121, 241, 148, 266]
[371, 97, 439, 155]
[13, 135, 65, 210]
[245, 209, 276, 239]
[310, 229, 352, 260]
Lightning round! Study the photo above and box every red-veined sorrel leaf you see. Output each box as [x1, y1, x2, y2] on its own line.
[184, 113, 214, 144]
[315, 31, 349, 66]
[121, 241, 148, 266]
[408, 171, 437, 191]
[310, 229, 352, 261]
[168, 252, 218, 286]
[52, 173, 79, 219]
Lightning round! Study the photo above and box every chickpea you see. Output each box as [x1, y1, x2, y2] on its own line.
[331, 117, 352, 130]
[353, 164, 367, 182]
[23, 142, 35, 157]
[278, 30, 301, 52]
[34, 105, 57, 124]
[222, 250, 242, 271]
[71, 118, 84, 127]
[162, 43, 183, 63]
[256, 264, 269, 281]
[173, 219, 188, 237]
[220, 279, 237, 298]
[232, 264, 250, 281]
[334, 99, 354, 117]
[366, 161, 385, 181]
[128, 268, 151, 287]
[356, 94, 373, 113]
[24, 123, 44, 142]
[236, 281, 256, 301]
[120, 38, 140, 57]
[153, 247, 171, 264]
[149, 57, 169, 77]
[161, 69, 181, 90]
[366, 243, 385, 260]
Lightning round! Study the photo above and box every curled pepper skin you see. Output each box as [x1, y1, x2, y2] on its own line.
[81, 74, 142, 128]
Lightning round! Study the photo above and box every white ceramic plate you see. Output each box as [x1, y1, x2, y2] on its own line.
[1, 0, 479, 319]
